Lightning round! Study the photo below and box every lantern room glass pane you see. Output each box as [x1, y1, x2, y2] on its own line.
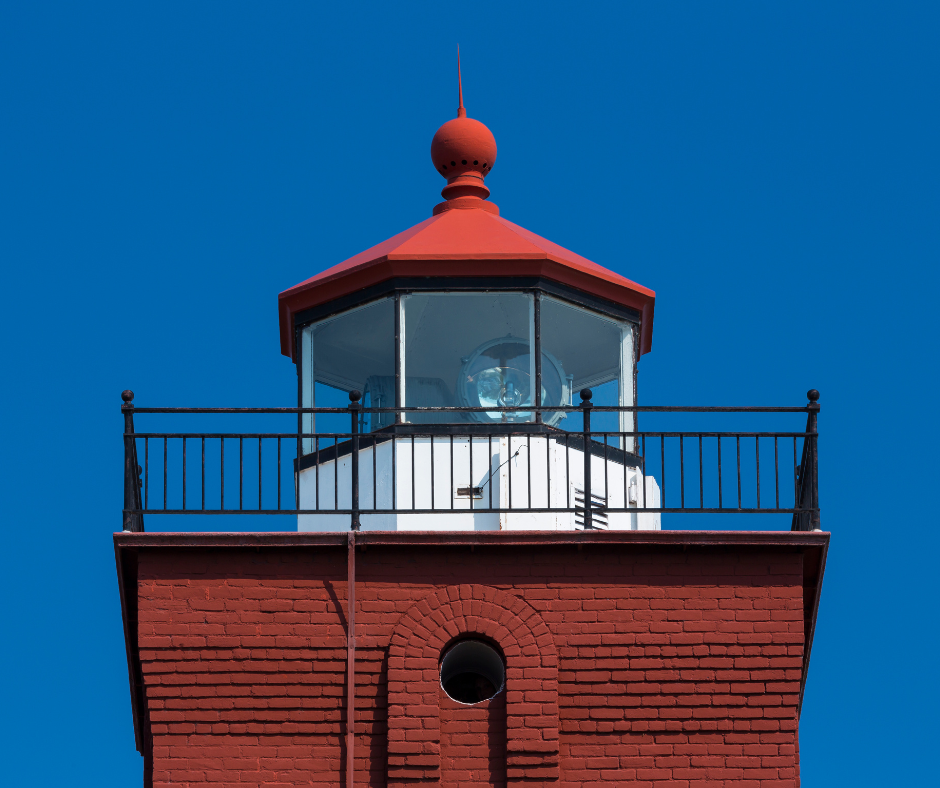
[402, 293, 536, 424]
[540, 297, 636, 449]
[301, 298, 394, 449]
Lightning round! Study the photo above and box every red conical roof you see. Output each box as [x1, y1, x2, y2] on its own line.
[278, 61, 655, 360]
[278, 207, 655, 359]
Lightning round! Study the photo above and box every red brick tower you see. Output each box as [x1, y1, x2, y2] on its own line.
[116, 66, 827, 787]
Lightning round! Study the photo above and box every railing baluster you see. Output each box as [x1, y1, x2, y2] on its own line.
[431, 433, 435, 511]
[508, 433, 513, 510]
[641, 434, 646, 510]
[736, 435, 741, 510]
[546, 429, 552, 510]
[163, 436, 167, 511]
[680, 435, 685, 509]
[489, 435, 493, 510]
[793, 437, 798, 512]
[450, 434, 454, 511]
[258, 437, 262, 511]
[622, 432, 628, 514]
[277, 437, 281, 511]
[527, 434, 532, 510]
[145, 437, 149, 511]
[774, 436, 779, 509]
[565, 433, 570, 510]
[717, 437, 722, 510]
[469, 436, 474, 512]
[221, 437, 224, 511]
[660, 434, 665, 509]
[239, 436, 243, 511]
[698, 435, 703, 509]
[183, 437, 187, 511]
[755, 436, 760, 510]
[411, 435, 415, 510]
[201, 437, 205, 511]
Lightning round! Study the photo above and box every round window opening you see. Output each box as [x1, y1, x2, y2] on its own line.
[440, 640, 505, 705]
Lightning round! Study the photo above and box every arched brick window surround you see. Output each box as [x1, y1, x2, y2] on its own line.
[387, 584, 560, 784]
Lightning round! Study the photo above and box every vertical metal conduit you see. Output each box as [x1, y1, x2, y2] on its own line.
[346, 531, 356, 788]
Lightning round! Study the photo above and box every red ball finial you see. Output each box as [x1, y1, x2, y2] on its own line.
[430, 48, 498, 215]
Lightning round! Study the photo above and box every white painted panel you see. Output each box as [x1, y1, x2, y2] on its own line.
[297, 435, 661, 532]
[619, 323, 635, 453]
[638, 475, 662, 530]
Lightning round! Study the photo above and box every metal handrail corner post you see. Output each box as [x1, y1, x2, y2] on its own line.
[122, 390, 144, 533]
[807, 389, 820, 530]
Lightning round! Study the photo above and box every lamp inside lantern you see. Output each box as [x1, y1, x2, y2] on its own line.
[458, 337, 568, 424]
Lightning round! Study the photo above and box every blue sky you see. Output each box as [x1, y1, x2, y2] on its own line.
[1, 2, 937, 784]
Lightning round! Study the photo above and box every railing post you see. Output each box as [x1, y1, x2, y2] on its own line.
[296, 397, 302, 512]
[581, 388, 593, 528]
[122, 390, 144, 533]
[807, 389, 820, 531]
[349, 390, 361, 531]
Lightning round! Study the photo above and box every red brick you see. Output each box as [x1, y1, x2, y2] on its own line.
[132, 544, 806, 786]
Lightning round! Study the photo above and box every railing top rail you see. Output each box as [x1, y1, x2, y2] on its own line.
[127, 405, 815, 414]
[130, 431, 815, 439]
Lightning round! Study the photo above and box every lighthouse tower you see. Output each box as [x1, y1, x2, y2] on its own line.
[115, 69, 828, 788]
[278, 78, 661, 532]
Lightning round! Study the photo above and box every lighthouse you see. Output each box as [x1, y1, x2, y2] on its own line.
[115, 68, 828, 788]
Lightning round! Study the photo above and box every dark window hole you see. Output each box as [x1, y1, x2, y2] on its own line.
[440, 639, 505, 705]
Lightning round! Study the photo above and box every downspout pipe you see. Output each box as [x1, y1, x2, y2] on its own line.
[346, 532, 356, 788]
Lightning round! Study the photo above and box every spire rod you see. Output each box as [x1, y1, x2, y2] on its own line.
[457, 46, 466, 118]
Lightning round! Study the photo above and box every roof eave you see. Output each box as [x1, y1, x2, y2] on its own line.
[277, 255, 656, 360]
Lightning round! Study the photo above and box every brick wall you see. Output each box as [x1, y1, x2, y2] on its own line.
[133, 541, 805, 787]
[440, 688, 506, 787]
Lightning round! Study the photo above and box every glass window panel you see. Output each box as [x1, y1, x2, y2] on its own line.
[540, 297, 635, 444]
[301, 298, 395, 448]
[402, 293, 534, 424]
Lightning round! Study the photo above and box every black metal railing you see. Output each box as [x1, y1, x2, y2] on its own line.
[121, 388, 820, 533]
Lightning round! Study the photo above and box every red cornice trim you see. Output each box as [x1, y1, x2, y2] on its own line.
[114, 530, 827, 549]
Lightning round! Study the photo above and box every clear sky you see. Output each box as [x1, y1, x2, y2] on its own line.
[1, 2, 937, 784]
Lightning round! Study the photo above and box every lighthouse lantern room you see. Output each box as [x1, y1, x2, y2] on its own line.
[277, 78, 660, 532]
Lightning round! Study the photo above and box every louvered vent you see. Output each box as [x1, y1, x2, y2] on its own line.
[574, 487, 608, 530]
